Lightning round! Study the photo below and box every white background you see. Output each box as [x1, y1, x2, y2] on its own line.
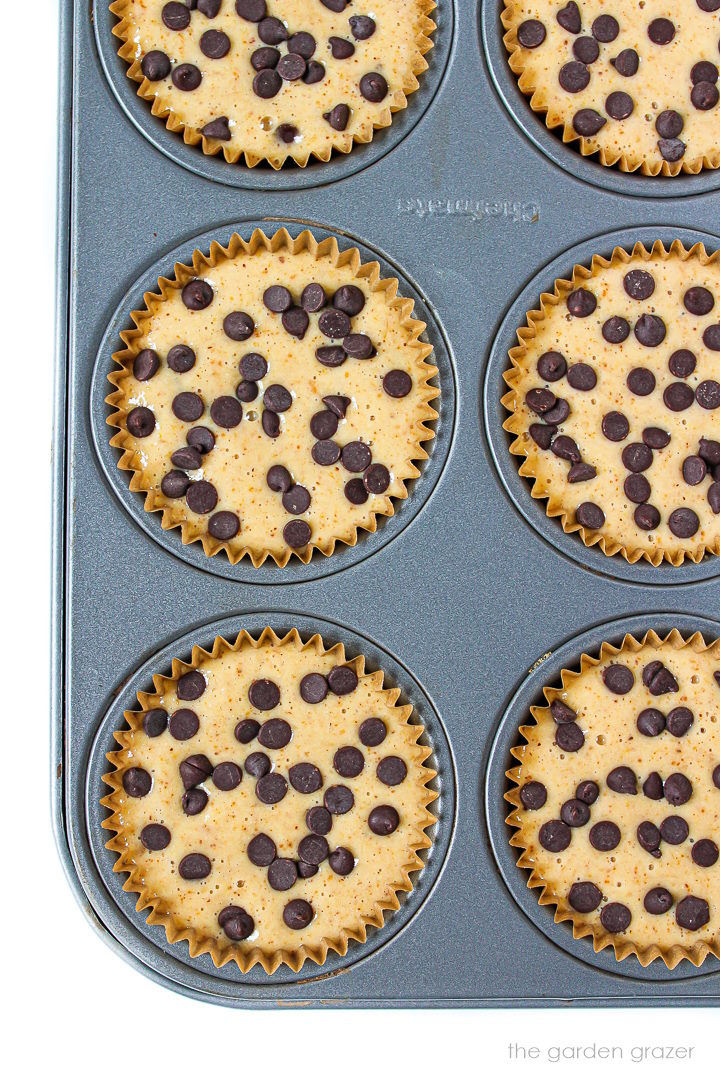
[5, 2, 716, 1073]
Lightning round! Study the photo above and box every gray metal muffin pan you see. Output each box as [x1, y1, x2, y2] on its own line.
[53, 0, 720, 1006]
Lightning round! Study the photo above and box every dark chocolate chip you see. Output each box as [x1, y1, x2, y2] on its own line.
[282, 484, 311, 515]
[178, 753, 212, 789]
[182, 279, 213, 313]
[602, 664, 634, 695]
[133, 348, 160, 381]
[213, 762, 242, 791]
[144, 709, 168, 737]
[297, 834, 329, 865]
[566, 288, 597, 317]
[537, 350, 567, 381]
[344, 478, 368, 505]
[561, 798, 590, 827]
[568, 463, 597, 482]
[692, 839, 719, 866]
[661, 815, 689, 844]
[658, 137, 686, 162]
[123, 767, 152, 798]
[300, 672, 328, 704]
[542, 398, 571, 424]
[368, 805, 399, 835]
[567, 363, 596, 390]
[359, 71, 388, 102]
[303, 60, 326, 84]
[669, 349, 697, 378]
[697, 380, 720, 410]
[219, 906, 255, 941]
[310, 410, 339, 440]
[592, 14, 619, 42]
[552, 435, 581, 463]
[171, 446, 202, 471]
[709, 482, 720, 513]
[683, 455, 707, 486]
[664, 772, 693, 806]
[341, 441, 372, 473]
[519, 781, 547, 810]
[576, 502, 605, 530]
[529, 424, 554, 450]
[703, 324, 720, 350]
[648, 18, 675, 45]
[643, 772, 664, 800]
[684, 286, 715, 316]
[236, 0, 267, 19]
[328, 666, 358, 695]
[622, 442, 653, 472]
[282, 306, 309, 338]
[668, 507, 700, 538]
[626, 368, 656, 397]
[283, 899, 313, 929]
[692, 81, 720, 110]
[555, 722, 585, 752]
[162, 3, 190, 30]
[607, 766, 637, 794]
[333, 284, 365, 315]
[324, 784, 354, 814]
[235, 380, 258, 403]
[288, 32, 316, 58]
[601, 411, 629, 441]
[300, 283, 326, 314]
[318, 309, 351, 339]
[186, 480, 217, 515]
[258, 15, 287, 45]
[538, 819, 572, 852]
[664, 382, 695, 412]
[634, 314, 666, 347]
[244, 752, 270, 778]
[268, 857, 298, 891]
[251, 46, 280, 70]
[600, 902, 631, 933]
[573, 36, 599, 64]
[247, 833, 276, 867]
[306, 806, 332, 835]
[343, 333, 375, 359]
[169, 709, 200, 741]
[642, 427, 670, 450]
[363, 463, 390, 493]
[611, 49, 639, 77]
[526, 387, 556, 415]
[323, 395, 351, 418]
[126, 406, 155, 438]
[258, 718, 292, 749]
[141, 50, 171, 81]
[556, 2, 581, 34]
[576, 780, 599, 804]
[637, 708, 666, 737]
[182, 788, 208, 815]
[328, 847, 355, 875]
[624, 269, 655, 300]
[333, 746, 365, 778]
[140, 823, 171, 850]
[312, 439, 340, 466]
[377, 756, 407, 787]
[263, 384, 292, 412]
[691, 61, 719, 85]
[676, 896, 710, 931]
[316, 345, 347, 367]
[178, 853, 211, 880]
[289, 762, 323, 794]
[573, 109, 606, 135]
[603, 316, 630, 343]
[177, 670, 206, 701]
[644, 886, 673, 915]
[636, 820, 661, 854]
[283, 520, 311, 548]
[329, 36, 355, 60]
[200, 29, 231, 59]
[559, 61, 590, 93]
[568, 881, 602, 912]
[359, 717, 387, 746]
[349, 15, 376, 40]
[589, 821, 621, 851]
[656, 109, 684, 139]
[624, 474, 651, 504]
[249, 678, 280, 711]
[667, 707, 694, 737]
[267, 465, 292, 493]
[606, 91, 634, 119]
[255, 772, 288, 804]
[172, 392, 204, 422]
[235, 719, 260, 744]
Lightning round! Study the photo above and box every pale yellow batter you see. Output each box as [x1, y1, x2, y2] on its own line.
[503, 1, 720, 175]
[503, 241, 720, 565]
[111, 0, 436, 167]
[102, 628, 437, 973]
[507, 630, 720, 967]
[107, 229, 438, 566]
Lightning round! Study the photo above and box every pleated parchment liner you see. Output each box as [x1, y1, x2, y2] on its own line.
[109, 1, 436, 169]
[505, 629, 720, 969]
[501, 2, 720, 177]
[502, 240, 720, 567]
[102, 628, 438, 974]
[107, 227, 439, 568]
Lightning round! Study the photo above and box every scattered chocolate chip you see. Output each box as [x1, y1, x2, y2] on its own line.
[201, 29, 231, 59]
[303, 60, 326, 84]
[644, 886, 673, 915]
[169, 709, 200, 741]
[668, 351, 696, 381]
[589, 821, 621, 850]
[172, 446, 202, 471]
[539, 819, 571, 852]
[277, 52, 307, 81]
[601, 411, 629, 442]
[316, 345, 347, 368]
[324, 784, 354, 814]
[182, 788, 208, 815]
[140, 823, 171, 850]
[555, 722, 585, 751]
[557, 2, 581, 34]
[126, 406, 155, 438]
[344, 478, 368, 504]
[574, 36, 599, 64]
[178, 853, 211, 880]
[142, 50, 171, 81]
[692, 81, 720, 110]
[177, 670, 206, 701]
[310, 410, 339, 441]
[369, 804, 399, 835]
[268, 857, 298, 891]
[283, 520, 311, 548]
[658, 137, 686, 162]
[636, 820, 662, 854]
[350, 15, 376, 40]
[333, 284, 365, 316]
[264, 285, 292, 314]
[258, 718, 292, 750]
[624, 475, 651, 504]
[664, 772, 693, 806]
[601, 902, 631, 933]
[334, 746, 365, 778]
[343, 333, 375, 359]
[133, 348, 160, 381]
[283, 899, 313, 929]
[568, 881, 602, 912]
[634, 314, 666, 347]
[697, 380, 720, 410]
[247, 833, 276, 867]
[363, 463, 391, 493]
[529, 424, 554, 450]
[179, 754, 212, 789]
[648, 18, 675, 45]
[567, 362, 596, 390]
[709, 482, 720, 513]
[559, 61, 590, 93]
[187, 426, 215, 455]
[692, 838, 719, 867]
[603, 316, 630, 343]
[288, 31, 316, 58]
[684, 286, 715, 316]
[519, 781, 547, 810]
[683, 455, 707, 486]
[329, 36, 355, 59]
[592, 14, 619, 41]
[561, 798, 590, 827]
[235, 719, 260, 744]
[328, 665, 358, 695]
[235, 380, 258, 403]
[576, 780, 599, 804]
[300, 672, 328, 704]
[172, 392, 204, 422]
[699, 439, 720, 465]
[664, 382, 695, 412]
[656, 109, 684, 139]
[263, 384, 292, 412]
[666, 707, 694, 737]
[676, 896, 710, 931]
[611, 48, 639, 77]
[236, 0, 267, 19]
[627, 368, 656, 397]
[661, 815, 689, 844]
[289, 762, 323, 794]
[267, 465, 293, 493]
[251, 46, 281, 70]
[573, 108, 606, 135]
[249, 679, 280, 711]
[244, 752, 270, 778]
[359, 71, 388, 102]
[624, 442, 654, 474]
[123, 767, 152, 798]
[537, 351, 567, 381]
[144, 709, 168, 738]
[282, 484, 311, 515]
[645, 662, 678, 696]
[186, 480, 218, 515]
[668, 507, 700, 538]
[607, 766, 637, 794]
[576, 502, 605, 529]
[306, 806, 332, 834]
[328, 847, 355, 875]
[341, 441, 372, 473]
[255, 772, 288, 804]
[213, 762, 242, 791]
[377, 756, 407, 787]
[162, 2, 190, 30]
[258, 15, 287, 45]
[637, 708, 665, 737]
[643, 771, 664, 800]
[606, 90, 634, 119]
[282, 305, 309, 337]
[692, 61, 719, 85]
[703, 324, 720, 350]
[552, 435, 581, 463]
[219, 906, 255, 941]
[359, 717, 387, 747]
[298, 834, 329, 865]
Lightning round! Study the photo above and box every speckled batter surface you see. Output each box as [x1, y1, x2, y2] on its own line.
[503, 242, 720, 565]
[108, 230, 438, 566]
[507, 632, 720, 966]
[111, 0, 436, 166]
[503, 1, 720, 175]
[102, 630, 437, 972]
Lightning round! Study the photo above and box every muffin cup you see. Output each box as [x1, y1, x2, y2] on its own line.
[101, 626, 438, 974]
[501, 2, 720, 178]
[505, 627, 720, 969]
[109, 0, 436, 170]
[501, 239, 720, 567]
[106, 226, 439, 568]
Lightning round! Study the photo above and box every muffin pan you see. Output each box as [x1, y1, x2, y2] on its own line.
[54, 0, 720, 1006]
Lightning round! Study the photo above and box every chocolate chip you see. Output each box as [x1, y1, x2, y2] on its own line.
[258, 718, 292, 749]
[626, 366, 657, 399]
[369, 805, 399, 835]
[177, 670, 206, 701]
[684, 286, 715, 316]
[219, 906, 254, 941]
[249, 679, 280, 711]
[234, 719, 260, 744]
[600, 902, 631, 933]
[557, 2, 581, 34]
[143, 709, 168, 738]
[561, 798, 590, 827]
[641, 428, 669, 453]
[316, 345, 347, 367]
[646, 662, 679, 697]
[669, 507, 700, 537]
[318, 309, 351, 340]
[359, 71, 388, 102]
[268, 858, 298, 891]
[350, 15, 376, 40]
[555, 722, 584, 751]
[573, 109, 606, 135]
[298, 834, 329, 866]
[601, 411, 629, 442]
[333, 284, 365, 315]
[576, 502, 605, 530]
[343, 333, 375, 359]
[567, 288, 597, 317]
[282, 484, 311, 515]
[552, 435, 581, 463]
[573, 36, 599, 64]
[664, 772, 693, 806]
[162, 3, 190, 30]
[289, 762, 323, 793]
[251, 46, 280, 70]
[692, 61, 719, 85]
[559, 61, 590, 93]
[519, 781, 547, 810]
[703, 324, 720, 350]
[253, 67, 282, 96]
[676, 896, 710, 931]
[326, 669, 359, 702]
[644, 887, 673, 915]
[283, 899, 313, 929]
[624, 475, 651, 504]
[258, 16, 287, 45]
[601, 665, 633, 695]
[683, 456, 707, 486]
[709, 482, 720, 513]
[310, 410, 339, 441]
[664, 382, 695, 412]
[178, 754, 211, 789]
[141, 50, 171, 81]
[186, 427, 214, 458]
[186, 480, 218, 515]
[623, 443, 654, 476]
[300, 673, 328, 704]
[526, 388, 556, 415]
[213, 762, 242, 791]
[636, 820, 661, 854]
[568, 881, 602, 912]
[607, 766, 637, 794]
[323, 394, 350, 418]
[283, 520, 311, 548]
[611, 49, 639, 77]
[306, 806, 332, 835]
[282, 306, 309, 337]
[648, 18, 675, 45]
[333, 746, 365, 778]
[624, 269, 654, 300]
[576, 780, 599, 804]
[140, 824, 171, 850]
[538, 819, 571, 852]
[692, 839, 719, 867]
[303, 60, 326, 84]
[201, 29, 231, 58]
[377, 756, 407, 787]
[692, 81, 720, 110]
[569, 463, 598, 483]
[655, 110, 684, 140]
[236, 0, 267, 19]
[247, 832, 276, 866]
[592, 14, 619, 41]
[182, 788, 208, 815]
[529, 424, 554, 450]
[288, 32, 316, 58]
[266, 465, 292, 494]
[235, 380, 258, 403]
[244, 752, 270, 778]
[312, 439, 340, 466]
[255, 772, 288, 804]
[666, 352, 696, 383]
[699, 438, 720, 465]
[637, 708, 665, 737]
[123, 767, 152, 798]
[178, 853, 211, 880]
[169, 710, 200, 741]
[329, 36, 355, 59]
[328, 847, 355, 875]
[666, 707, 694, 737]
[263, 384, 292, 412]
[513, 18, 545, 49]
[359, 463, 389, 495]
[603, 316, 630, 343]
[537, 351, 566, 381]
[344, 478, 368, 505]
[643, 772, 664, 800]
[542, 398, 571, 425]
[697, 380, 720, 410]
[658, 137, 686, 162]
[634, 314, 666, 347]
[172, 392, 204, 422]
[126, 406, 155, 438]
[133, 348, 160, 381]
[697, 0, 720, 10]
[171, 446, 202, 471]
[661, 815, 689, 845]
[589, 821, 621, 850]
[324, 784, 354, 814]
[567, 363, 596, 390]
[359, 717, 387, 747]
[606, 91, 634, 119]
[340, 441, 372, 474]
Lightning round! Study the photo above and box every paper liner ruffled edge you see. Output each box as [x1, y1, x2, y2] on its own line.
[505, 628, 720, 969]
[106, 226, 439, 568]
[101, 626, 439, 974]
[501, 2, 720, 177]
[109, 0, 436, 169]
[501, 239, 720, 567]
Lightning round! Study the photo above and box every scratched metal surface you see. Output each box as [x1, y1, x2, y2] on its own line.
[52, 0, 720, 1006]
